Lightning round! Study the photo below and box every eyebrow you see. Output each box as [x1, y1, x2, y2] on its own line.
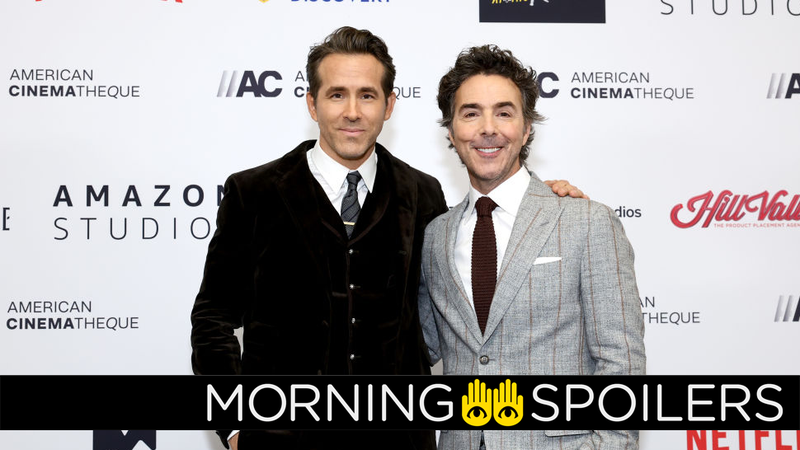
[457, 101, 517, 111]
[494, 101, 516, 109]
[324, 86, 380, 96]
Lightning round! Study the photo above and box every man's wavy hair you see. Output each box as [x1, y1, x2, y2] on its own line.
[437, 45, 543, 163]
[307, 26, 396, 104]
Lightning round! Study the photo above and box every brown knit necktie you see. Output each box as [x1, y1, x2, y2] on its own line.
[472, 196, 498, 334]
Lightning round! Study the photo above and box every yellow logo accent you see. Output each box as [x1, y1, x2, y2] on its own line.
[462, 379, 493, 426]
[493, 379, 523, 426]
[462, 378, 523, 427]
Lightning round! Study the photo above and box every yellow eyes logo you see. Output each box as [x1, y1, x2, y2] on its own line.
[466, 406, 490, 420]
[462, 379, 493, 426]
[497, 405, 519, 419]
[462, 378, 523, 427]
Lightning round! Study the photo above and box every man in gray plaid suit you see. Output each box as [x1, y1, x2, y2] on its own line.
[418, 45, 646, 450]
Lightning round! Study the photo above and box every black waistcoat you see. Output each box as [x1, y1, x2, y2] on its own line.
[313, 172, 406, 375]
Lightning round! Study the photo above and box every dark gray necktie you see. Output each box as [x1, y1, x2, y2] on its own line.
[341, 171, 362, 238]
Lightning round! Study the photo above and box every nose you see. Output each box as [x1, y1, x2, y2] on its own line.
[479, 115, 497, 135]
[343, 98, 360, 121]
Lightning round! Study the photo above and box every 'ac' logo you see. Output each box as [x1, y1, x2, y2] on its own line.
[93, 430, 156, 450]
[462, 378, 523, 427]
[537, 72, 559, 98]
[217, 70, 283, 98]
[775, 295, 800, 322]
[767, 73, 800, 99]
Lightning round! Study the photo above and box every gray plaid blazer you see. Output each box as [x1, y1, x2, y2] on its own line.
[419, 174, 646, 450]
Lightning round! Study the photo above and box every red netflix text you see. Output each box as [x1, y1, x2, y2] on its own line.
[688, 431, 800, 450]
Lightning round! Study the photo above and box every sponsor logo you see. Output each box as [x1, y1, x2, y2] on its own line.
[767, 73, 800, 99]
[36, 0, 179, 3]
[7, 69, 141, 99]
[537, 71, 695, 101]
[687, 431, 800, 450]
[537, 72, 560, 98]
[94, 430, 156, 450]
[51, 183, 222, 241]
[670, 190, 800, 229]
[479, 0, 606, 24]
[219, 69, 422, 100]
[659, 1, 800, 17]
[5, 300, 140, 331]
[640, 296, 701, 326]
[615, 206, 642, 219]
[393, 86, 422, 100]
[462, 378, 523, 427]
[2, 207, 9, 231]
[290, 0, 390, 3]
[775, 295, 800, 322]
[218, 70, 283, 98]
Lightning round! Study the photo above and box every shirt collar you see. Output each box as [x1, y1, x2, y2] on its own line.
[310, 139, 378, 192]
[465, 167, 531, 218]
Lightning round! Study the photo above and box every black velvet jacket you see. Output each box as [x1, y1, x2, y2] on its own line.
[191, 141, 448, 449]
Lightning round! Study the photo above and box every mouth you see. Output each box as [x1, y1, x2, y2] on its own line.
[475, 147, 502, 154]
[340, 128, 364, 136]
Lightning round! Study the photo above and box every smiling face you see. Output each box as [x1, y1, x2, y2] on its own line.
[306, 53, 396, 170]
[448, 74, 531, 195]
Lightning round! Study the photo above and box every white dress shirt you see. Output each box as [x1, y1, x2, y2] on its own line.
[306, 140, 377, 211]
[454, 168, 531, 310]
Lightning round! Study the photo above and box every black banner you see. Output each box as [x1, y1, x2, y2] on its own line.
[0, 376, 797, 430]
[479, 0, 606, 24]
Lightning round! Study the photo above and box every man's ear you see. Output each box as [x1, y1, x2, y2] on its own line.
[306, 92, 318, 122]
[523, 121, 532, 144]
[383, 91, 397, 121]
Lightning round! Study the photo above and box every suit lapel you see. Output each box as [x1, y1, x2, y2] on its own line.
[274, 142, 332, 287]
[349, 145, 392, 244]
[356, 145, 415, 286]
[482, 175, 564, 340]
[435, 196, 485, 346]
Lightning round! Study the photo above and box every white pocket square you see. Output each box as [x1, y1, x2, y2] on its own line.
[534, 257, 562, 265]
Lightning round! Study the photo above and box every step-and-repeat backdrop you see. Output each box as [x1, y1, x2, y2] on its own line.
[1, 0, 798, 449]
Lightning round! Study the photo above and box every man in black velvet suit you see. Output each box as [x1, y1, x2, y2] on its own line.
[191, 27, 581, 450]
[191, 26, 446, 450]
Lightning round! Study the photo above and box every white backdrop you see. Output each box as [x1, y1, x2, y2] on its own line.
[1, 0, 799, 449]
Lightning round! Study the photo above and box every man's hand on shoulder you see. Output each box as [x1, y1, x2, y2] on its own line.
[544, 179, 589, 199]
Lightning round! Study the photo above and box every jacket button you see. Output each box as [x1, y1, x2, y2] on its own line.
[349, 284, 354, 290]
[479, 355, 489, 365]
[348, 249, 354, 255]
[350, 354, 356, 361]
